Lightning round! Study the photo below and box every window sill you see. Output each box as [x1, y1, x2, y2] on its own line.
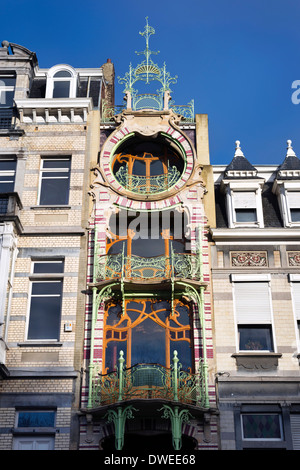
[30, 205, 71, 210]
[232, 352, 281, 371]
[18, 341, 63, 347]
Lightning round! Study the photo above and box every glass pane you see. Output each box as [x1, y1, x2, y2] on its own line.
[53, 81, 70, 98]
[33, 261, 64, 274]
[31, 281, 62, 296]
[235, 209, 257, 222]
[39, 178, 70, 205]
[242, 414, 282, 439]
[42, 159, 71, 169]
[0, 77, 16, 86]
[170, 341, 192, 371]
[150, 159, 164, 176]
[27, 296, 61, 339]
[0, 90, 14, 107]
[132, 160, 146, 176]
[105, 341, 127, 372]
[131, 317, 165, 365]
[131, 238, 165, 257]
[18, 411, 55, 428]
[291, 209, 300, 222]
[0, 159, 16, 171]
[238, 325, 273, 351]
[0, 181, 14, 192]
[53, 71, 72, 78]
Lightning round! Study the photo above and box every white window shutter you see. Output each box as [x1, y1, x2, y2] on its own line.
[288, 191, 300, 208]
[234, 282, 272, 324]
[234, 191, 256, 209]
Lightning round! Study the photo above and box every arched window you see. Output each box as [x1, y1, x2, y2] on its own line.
[103, 299, 193, 374]
[45, 65, 77, 99]
[111, 139, 184, 194]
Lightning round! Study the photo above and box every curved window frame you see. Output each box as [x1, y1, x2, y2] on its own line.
[45, 65, 77, 99]
[102, 299, 194, 374]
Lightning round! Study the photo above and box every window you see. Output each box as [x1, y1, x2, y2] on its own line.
[27, 260, 64, 340]
[38, 157, 71, 205]
[112, 140, 183, 194]
[290, 277, 300, 349]
[241, 414, 283, 440]
[13, 410, 56, 450]
[0, 157, 16, 192]
[233, 276, 274, 352]
[45, 66, 77, 99]
[273, 182, 300, 227]
[287, 191, 300, 223]
[0, 75, 15, 108]
[103, 299, 193, 373]
[233, 191, 258, 224]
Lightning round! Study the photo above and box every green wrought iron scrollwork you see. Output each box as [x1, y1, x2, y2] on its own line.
[160, 405, 193, 450]
[115, 165, 181, 194]
[90, 350, 206, 408]
[106, 406, 137, 450]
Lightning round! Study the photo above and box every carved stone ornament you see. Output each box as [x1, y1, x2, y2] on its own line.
[231, 252, 268, 267]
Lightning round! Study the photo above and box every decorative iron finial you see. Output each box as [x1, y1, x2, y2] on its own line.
[118, 17, 177, 94]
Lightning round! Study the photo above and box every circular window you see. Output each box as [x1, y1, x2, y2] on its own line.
[111, 137, 184, 195]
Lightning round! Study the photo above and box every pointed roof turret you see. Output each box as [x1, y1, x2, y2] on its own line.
[224, 140, 258, 178]
[277, 140, 300, 179]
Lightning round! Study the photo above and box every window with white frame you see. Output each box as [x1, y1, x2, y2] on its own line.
[223, 181, 264, 228]
[27, 260, 64, 340]
[38, 157, 71, 206]
[13, 410, 56, 450]
[286, 191, 300, 223]
[45, 66, 77, 99]
[233, 275, 274, 352]
[273, 181, 300, 227]
[241, 413, 283, 441]
[233, 191, 258, 223]
[0, 157, 16, 192]
[290, 275, 300, 349]
[0, 75, 15, 108]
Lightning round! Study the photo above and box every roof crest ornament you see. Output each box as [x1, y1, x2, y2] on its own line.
[118, 17, 177, 97]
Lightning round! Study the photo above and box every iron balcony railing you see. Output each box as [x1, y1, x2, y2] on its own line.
[0, 108, 17, 130]
[94, 251, 202, 283]
[90, 350, 207, 408]
[114, 165, 181, 194]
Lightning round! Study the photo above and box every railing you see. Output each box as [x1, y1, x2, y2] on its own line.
[0, 108, 16, 129]
[95, 251, 201, 282]
[114, 165, 181, 194]
[90, 350, 206, 408]
[0, 192, 22, 216]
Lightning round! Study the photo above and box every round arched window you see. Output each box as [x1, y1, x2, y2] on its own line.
[111, 137, 184, 195]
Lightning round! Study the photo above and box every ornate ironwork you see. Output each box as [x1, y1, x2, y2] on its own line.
[90, 351, 206, 408]
[95, 252, 202, 282]
[115, 165, 181, 194]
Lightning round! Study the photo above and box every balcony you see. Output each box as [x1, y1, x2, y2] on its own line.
[114, 166, 181, 194]
[94, 252, 203, 284]
[89, 351, 208, 409]
[0, 192, 23, 233]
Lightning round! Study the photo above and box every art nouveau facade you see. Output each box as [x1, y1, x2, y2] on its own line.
[1, 20, 300, 452]
[78, 20, 218, 451]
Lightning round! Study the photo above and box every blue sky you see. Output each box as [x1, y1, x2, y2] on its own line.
[2, 0, 300, 166]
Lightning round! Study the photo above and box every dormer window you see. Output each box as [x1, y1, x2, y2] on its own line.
[45, 65, 77, 99]
[221, 141, 264, 228]
[272, 140, 300, 227]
